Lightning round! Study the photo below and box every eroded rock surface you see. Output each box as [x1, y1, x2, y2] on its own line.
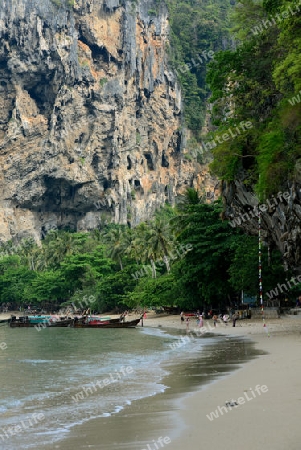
[222, 177, 301, 271]
[0, 0, 216, 241]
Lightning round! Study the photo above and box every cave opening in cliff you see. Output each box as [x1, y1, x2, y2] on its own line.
[133, 179, 144, 195]
[103, 179, 113, 190]
[144, 88, 151, 99]
[161, 151, 169, 168]
[144, 153, 155, 170]
[164, 185, 171, 203]
[78, 31, 116, 68]
[42, 176, 81, 212]
[27, 73, 57, 118]
[92, 153, 99, 170]
[176, 133, 182, 152]
[127, 156, 132, 170]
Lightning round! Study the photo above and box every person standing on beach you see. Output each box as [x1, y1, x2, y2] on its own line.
[186, 317, 190, 331]
[232, 313, 237, 327]
[223, 314, 229, 326]
[199, 314, 203, 328]
[180, 311, 185, 323]
[213, 314, 218, 327]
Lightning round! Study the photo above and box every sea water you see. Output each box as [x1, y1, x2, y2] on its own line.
[0, 325, 259, 449]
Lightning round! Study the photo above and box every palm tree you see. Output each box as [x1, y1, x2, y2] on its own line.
[105, 227, 127, 270]
[171, 188, 204, 237]
[122, 228, 140, 263]
[133, 222, 158, 278]
[42, 231, 76, 269]
[148, 217, 174, 273]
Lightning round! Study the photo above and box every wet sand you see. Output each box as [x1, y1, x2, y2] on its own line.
[40, 334, 259, 450]
[150, 314, 301, 450]
[36, 315, 260, 450]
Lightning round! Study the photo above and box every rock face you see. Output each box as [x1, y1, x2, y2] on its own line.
[0, 0, 215, 241]
[222, 176, 301, 272]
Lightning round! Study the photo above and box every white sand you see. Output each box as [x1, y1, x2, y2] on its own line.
[144, 313, 301, 450]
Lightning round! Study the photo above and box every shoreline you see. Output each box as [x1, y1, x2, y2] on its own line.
[2, 312, 301, 449]
[37, 324, 258, 450]
[144, 314, 301, 450]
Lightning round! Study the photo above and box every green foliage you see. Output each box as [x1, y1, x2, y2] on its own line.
[0, 192, 290, 311]
[228, 235, 287, 297]
[50, 0, 74, 8]
[80, 60, 89, 68]
[0, 256, 36, 304]
[126, 274, 176, 308]
[166, 0, 234, 136]
[99, 78, 108, 88]
[173, 200, 240, 305]
[207, 0, 301, 196]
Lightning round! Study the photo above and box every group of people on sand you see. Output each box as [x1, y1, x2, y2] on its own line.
[211, 312, 238, 327]
[180, 310, 238, 329]
[180, 311, 205, 330]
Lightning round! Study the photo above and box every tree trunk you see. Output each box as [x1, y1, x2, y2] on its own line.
[163, 254, 170, 272]
[150, 259, 157, 278]
[118, 256, 123, 271]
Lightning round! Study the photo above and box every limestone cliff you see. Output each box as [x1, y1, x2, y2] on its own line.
[0, 0, 215, 241]
[222, 174, 301, 271]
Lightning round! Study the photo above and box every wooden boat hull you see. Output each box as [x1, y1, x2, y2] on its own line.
[10, 321, 33, 328]
[9, 318, 73, 328]
[72, 318, 141, 328]
[47, 319, 73, 327]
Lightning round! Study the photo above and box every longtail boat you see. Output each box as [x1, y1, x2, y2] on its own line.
[9, 315, 73, 328]
[72, 317, 140, 328]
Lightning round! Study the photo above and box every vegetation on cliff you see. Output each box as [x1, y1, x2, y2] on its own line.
[167, 0, 235, 136]
[206, 0, 301, 199]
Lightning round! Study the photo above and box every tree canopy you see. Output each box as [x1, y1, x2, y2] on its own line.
[206, 0, 301, 199]
[0, 192, 292, 312]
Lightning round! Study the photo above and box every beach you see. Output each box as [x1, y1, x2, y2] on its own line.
[1, 312, 301, 449]
[145, 313, 301, 450]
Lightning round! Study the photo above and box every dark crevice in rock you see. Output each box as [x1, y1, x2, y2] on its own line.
[161, 150, 169, 168]
[27, 73, 57, 118]
[144, 152, 155, 170]
[144, 88, 151, 99]
[103, 179, 111, 190]
[91, 153, 99, 170]
[78, 30, 118, 68]
[134, 179, 144, 194]
[176, 132, 182, 152]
